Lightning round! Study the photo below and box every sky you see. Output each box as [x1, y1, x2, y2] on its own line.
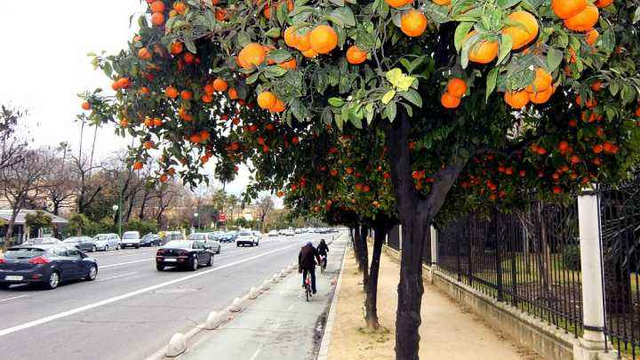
[0, 0, 271, 202]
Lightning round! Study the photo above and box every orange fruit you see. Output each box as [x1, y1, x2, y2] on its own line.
[635, 106, 640, 117]
[346, 45, 368, 64]
[504, 90, 530, 109]
[202, 94, 213, 103]
[153, 118, 162, 126]
[502, 11, 539, 50]
[400, 10, 427, 37]
[385, 0, 412, 8]
[173, 1, 187, 14]
[165, 86, 179, 99]
[263, 5, 271, 19]
[143, 141, 154, 150]
[204, 83, 214, 95]
[465, 32, 499, 64]
[528, 85, 555, 104]
[441, 92, 461, 109]
[296, 31, 312, 51]
[302, 48, 318, 58]
[150, 1, 165, 13]
[446, 78, 467, 98]
[81, 101, 91, 111]
[257, 91, 277, 110]
[284, 27, 299, 48]
[120, 118, 129, 127]
[228, 88, 238, 100]
[138, 47, 152, 60]
[180, 90, 193, 100]
[551, 0, 586, 19]
[215, 9, 228, 21]
[310, 25, 338, 54]
[586, 29, 599, 46]
[525, 67, 553, 93]
[591, 80, 603, 91]
[279, 58, 297, 70]
[169, 42, 183, 55]
[151, 12, 165, 26]
[433, 0, 451, 4]
[564, 5, 599, 32]
[272, 99, 286, 112]
[595, 0, 613, 7]
[132, 162, 144, 170]
[213, 78, 228, 92]
[238, 43, 266, 69]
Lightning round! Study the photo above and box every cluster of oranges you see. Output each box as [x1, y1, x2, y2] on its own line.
[551, 0, 606, 33]
[145, 0, 188, 27]
[384, 0, 429, 37]
[504, 67, 555, 109]
[283, 25, 338, 59]
[257, 91, 286, 113]
[440, 78, 467, 109]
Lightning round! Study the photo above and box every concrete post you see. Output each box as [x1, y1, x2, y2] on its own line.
[430, 226, 438, 266]
[576, 189, 609, 358]
[398, 225, 402, 252]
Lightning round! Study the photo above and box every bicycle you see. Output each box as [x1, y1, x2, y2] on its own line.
[319, 255, 327, 274]
[304, 272, 312, 301]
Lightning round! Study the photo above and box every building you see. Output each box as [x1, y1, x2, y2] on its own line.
[0, 209, 69, 244]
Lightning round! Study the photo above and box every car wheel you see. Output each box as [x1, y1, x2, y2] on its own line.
[189, 256, 198, 271]
[135, 245, 140, 249]
[207, 255, 214, 267]
[44, 271, 60, 290]
[117, 244, 121, 250]
[86, 265, 98, 281]
[91, 245, 97, 252]
[105, 245, 109, 252]
[237, 243, 240, 247]
[216, 247, 221, 255]
[156, 263, 165, 271]
[0, 283, 10, 290]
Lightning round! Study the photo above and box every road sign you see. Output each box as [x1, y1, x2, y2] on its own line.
[219, 213, 226, 222]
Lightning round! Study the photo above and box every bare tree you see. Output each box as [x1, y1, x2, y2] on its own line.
[150, 181, 181, 229]
[1, 149, 51, 249]
[0, 105, 27, 172]
[256, 196, 274, 229]
[44, 144, 75, 215]
[70, 153, 105, 214]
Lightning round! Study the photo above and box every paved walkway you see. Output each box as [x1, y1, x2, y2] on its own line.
[326, 246, 540, 360]
[177, 236, 347, 360]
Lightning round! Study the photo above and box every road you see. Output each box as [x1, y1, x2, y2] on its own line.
[0, 232, 335, 360]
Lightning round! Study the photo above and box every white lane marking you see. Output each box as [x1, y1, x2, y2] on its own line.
[99, 259, 152, 269]
[0, 295, 28, 303]
[95, 272, 138, 282]
[248, 348, 261, 360]
[0, 243, 299, 338]
[287, 304, 294, 312]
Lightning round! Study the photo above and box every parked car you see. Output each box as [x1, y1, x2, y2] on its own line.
[159, 231, 184, 245]
[155, 240, 214, 271]
[187, 233, 221, 254]
[282, 228, 295, 237]
[22, 237, 62, 246]
[140, 233, 161, 247]
[251, 231, 262, 246]
[63, 236, 97, 252]
[295, 228, 304, 234]
[0, 245, 98, 290]
[235, 230, 258, 247]
[268, 230, 279, 237]
[93, 233, 121, 251]
[120, 231, 141, 249]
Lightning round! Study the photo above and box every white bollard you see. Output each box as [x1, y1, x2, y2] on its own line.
[229, 297, 244, 312]
[166, 333, 187, 357]
[279, 269, 287, 278]
[248, 286, 259, 300]
[271, 273, 279, 283]
[260, 279, 271, 291]
[204, 311, 225, 330]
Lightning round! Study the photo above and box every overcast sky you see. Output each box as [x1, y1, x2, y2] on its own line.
[0, 0, 268, 201]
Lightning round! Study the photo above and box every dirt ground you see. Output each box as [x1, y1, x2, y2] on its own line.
[327, 245, 541, 360]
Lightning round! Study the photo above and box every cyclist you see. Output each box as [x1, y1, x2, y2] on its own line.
[317, 239, 329, 268]
[298, 242, 321, 294]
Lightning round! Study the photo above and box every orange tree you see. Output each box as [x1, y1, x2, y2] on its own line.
[85, 0, 640, 358]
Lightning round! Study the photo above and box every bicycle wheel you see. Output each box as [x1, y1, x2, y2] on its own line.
[305, 285, 310, 301]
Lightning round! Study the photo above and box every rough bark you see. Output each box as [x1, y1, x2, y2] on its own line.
[352, 225, 363, 269]
[365, 224, 387, 329]
[360, 225, 370, 290]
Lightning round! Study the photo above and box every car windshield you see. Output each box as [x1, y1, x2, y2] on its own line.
[238, 231, 252, 236]
[4, 248, 46, 259]
[123, 233, 139, 239]
[63, 238, 82, 243]
[27, 238, 59, 244]
[94, 235, 109, 240]
[188, 234, 206, 240]
[164, 241, 193, 249]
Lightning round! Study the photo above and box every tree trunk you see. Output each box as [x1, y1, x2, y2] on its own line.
[352, 225, 363, 269]
[3, 205, 21, 251]
[365, 225, 387, 329]
[360, 225, 370, 290]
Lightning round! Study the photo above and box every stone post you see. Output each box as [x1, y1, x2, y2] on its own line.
[430, 225, 438, 266]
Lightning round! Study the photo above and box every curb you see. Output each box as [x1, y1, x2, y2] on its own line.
[316, 235, 349, 360]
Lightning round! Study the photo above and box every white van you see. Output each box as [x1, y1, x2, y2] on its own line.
[121, 231, 141, 249]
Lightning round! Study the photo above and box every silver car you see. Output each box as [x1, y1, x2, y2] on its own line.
[93, 233, 121, 251]
[187, 233, 221, 254]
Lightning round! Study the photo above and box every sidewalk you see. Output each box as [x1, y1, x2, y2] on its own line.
[177, 236, 347, 360]
[326, 245, 541, 360]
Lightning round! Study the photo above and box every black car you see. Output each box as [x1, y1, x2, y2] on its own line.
[0, 245, 98, 290]
[140, 234, 161, 247]
[155, 240, 214, 271]
[63, 236, 98, 252]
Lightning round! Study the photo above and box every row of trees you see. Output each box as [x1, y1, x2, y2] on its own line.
[87, 0, 640, 359]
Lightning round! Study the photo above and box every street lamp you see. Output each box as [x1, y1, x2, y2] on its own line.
[194, 212, 199, 230]
[112, 204, 122, 237]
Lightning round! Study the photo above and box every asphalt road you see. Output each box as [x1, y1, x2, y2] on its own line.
[0, 232, 337, 360]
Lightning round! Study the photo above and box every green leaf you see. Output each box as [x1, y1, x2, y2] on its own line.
[399, 89, 422, 107]
[184, 39, 197, 54]
[633, 7, 640, 24]
[267, 49, 292, 63]
[365, 103, 375, 124]
[328, 97, 345, 107]
[246, 72, 260, 84]
[329, 0, 344, 6]
[327, 7, 356, 28]
[385, 68, 415, 91]
[497, 34, 512, 65]
[265, 28, 281, 38]
[486, 68, 498, 101]
[454, 22, 474, 52]
[264, 66, 288, 78]
[335, 113, 344, 131]
[381, 90, 396, 104]
[384, 102, 397, 121]
[546, 48, 563, 73]
[236, 32, 252, 48]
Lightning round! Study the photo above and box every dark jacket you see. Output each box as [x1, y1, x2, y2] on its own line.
[317, 241, 329, 256]
[298, 244, 321, 270]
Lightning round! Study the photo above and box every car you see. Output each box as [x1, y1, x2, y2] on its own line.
[63, 236, 97, 252]
[159, 231, 184, 245]
[22, 237, 62, 246]
[281, 228, 295, 237]
[120, 231, 141, 249]
[251, 231, 262, 246]
[0, 245, 98, 290]
[93, 233, 121, 251]
[187, 233, 221, 254]
[155, 240, 214, 271]
[140, 233, 161, 247]
[268, 230, 279, 237]
[235, 230, 258, 247]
